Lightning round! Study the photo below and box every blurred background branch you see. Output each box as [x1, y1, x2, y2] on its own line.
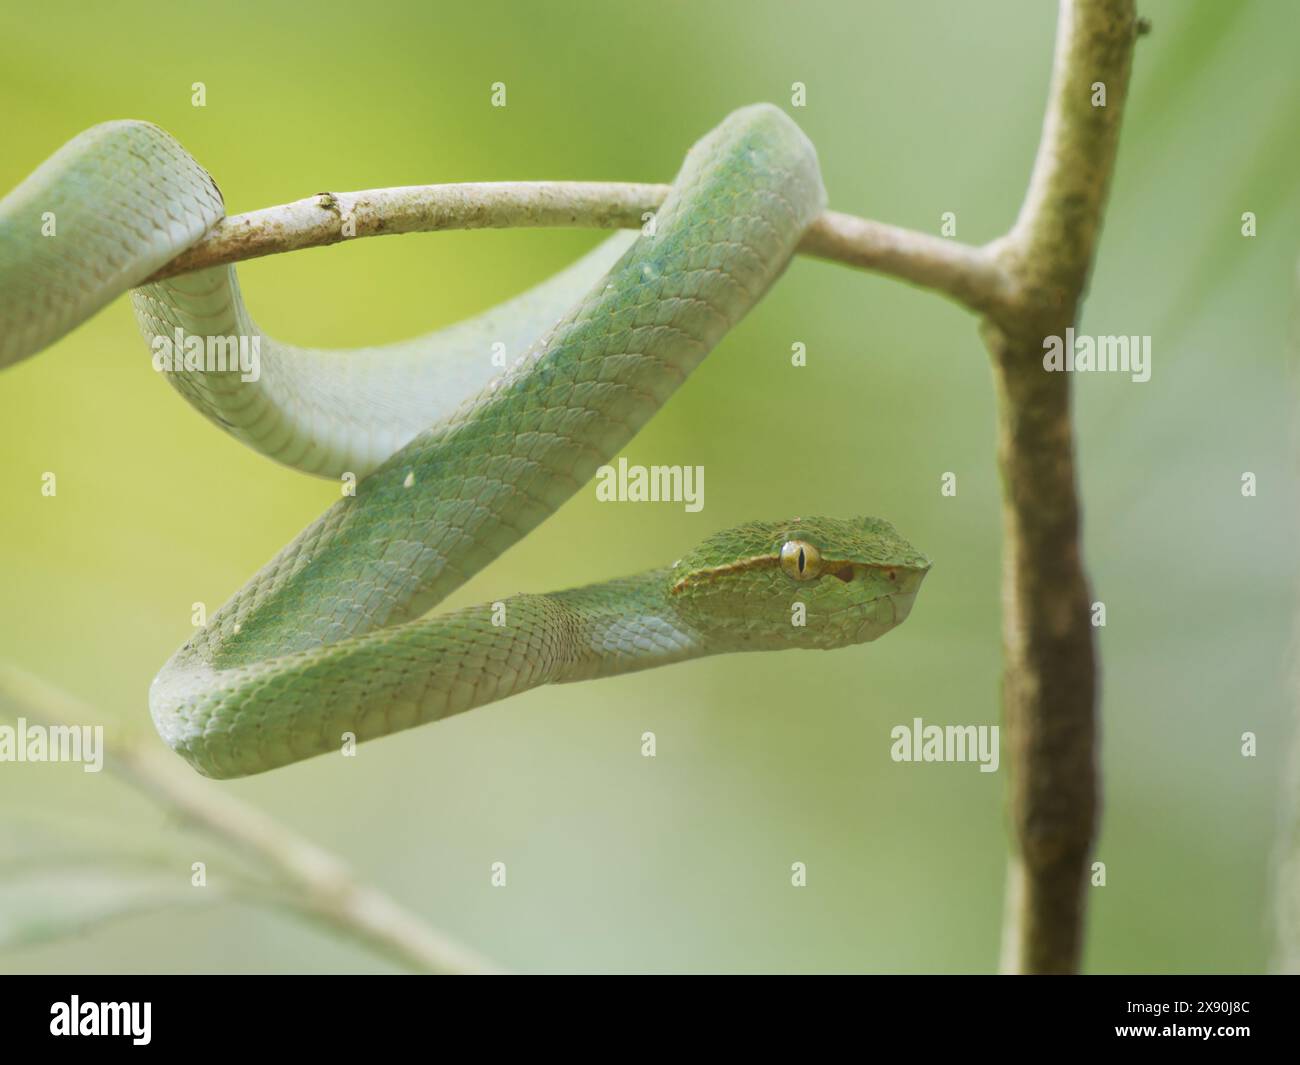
[0, 665, 500, 974]
[1273, 259, 1300, 974]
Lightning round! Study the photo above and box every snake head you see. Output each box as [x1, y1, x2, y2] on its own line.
[668, 515, 930, 652]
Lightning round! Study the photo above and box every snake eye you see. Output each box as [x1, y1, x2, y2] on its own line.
[780, 539, 822, 581]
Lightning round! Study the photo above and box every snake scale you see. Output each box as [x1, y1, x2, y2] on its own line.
[0, 104, 930, 778]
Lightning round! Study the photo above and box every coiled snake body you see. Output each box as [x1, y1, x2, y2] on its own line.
[0, 105, 929, 778]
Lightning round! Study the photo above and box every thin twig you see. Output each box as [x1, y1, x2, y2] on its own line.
[802, 211, 1011, 313]
[984, 0, 1139, 974]
[0, 664, 500, 975]
[143, 181, 1006, 313]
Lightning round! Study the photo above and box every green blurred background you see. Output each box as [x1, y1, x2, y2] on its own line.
[1, 0, 1295, 973]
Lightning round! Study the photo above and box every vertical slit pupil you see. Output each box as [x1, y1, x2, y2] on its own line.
[798, 548, 806, 572]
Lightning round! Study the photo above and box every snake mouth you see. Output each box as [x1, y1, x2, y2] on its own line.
[887, 590, 918, 627]
[862, 588, 921, 638]
[826, 588, 921, 644]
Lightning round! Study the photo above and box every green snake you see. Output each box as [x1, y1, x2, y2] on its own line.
[0, 104, 930, 779]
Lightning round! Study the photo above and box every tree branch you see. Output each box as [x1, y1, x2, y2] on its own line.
[143, 182, 1007, 313]
[0, 664, 500, 975]
[984, 0, 1139, 974]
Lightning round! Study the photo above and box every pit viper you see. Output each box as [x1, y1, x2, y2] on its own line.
[0, 104, 930, 778]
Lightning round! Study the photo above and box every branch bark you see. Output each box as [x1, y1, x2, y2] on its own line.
[985, 0, 1138, 974]
[144, 182, 1007, 313]
[0, 665, 500, 975]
